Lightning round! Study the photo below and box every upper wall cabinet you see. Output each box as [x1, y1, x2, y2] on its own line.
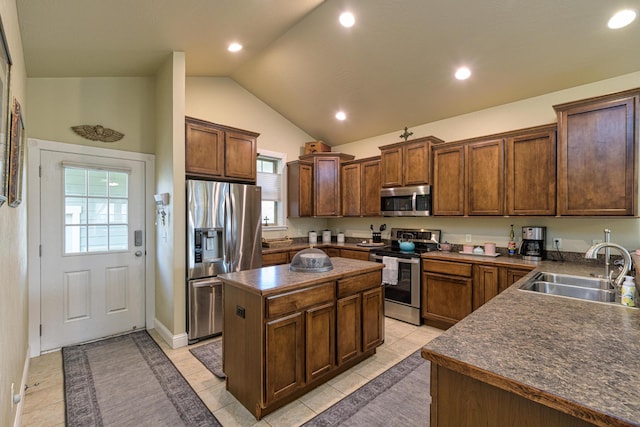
[287, 160, 313, 218]
[505, 124, 557, 216]
[554, 89, 639, 216]
[342, 156, 382, 217]
[379, 136, 444, 187]
[185, 116, 259, 183]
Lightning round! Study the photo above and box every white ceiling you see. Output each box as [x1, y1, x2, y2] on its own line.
[16, 0, 640, 145]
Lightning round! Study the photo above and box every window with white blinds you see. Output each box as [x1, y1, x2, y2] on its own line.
[257, 151, 286, 228]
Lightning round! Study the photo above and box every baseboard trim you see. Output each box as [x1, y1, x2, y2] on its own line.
[153, 318, 188, 349]
[13, 346, 30, 427]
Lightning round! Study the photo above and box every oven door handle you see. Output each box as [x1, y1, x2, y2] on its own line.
[370, 254, 419, 264]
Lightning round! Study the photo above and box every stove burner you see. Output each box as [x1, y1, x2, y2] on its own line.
[373, 227, 441, 258]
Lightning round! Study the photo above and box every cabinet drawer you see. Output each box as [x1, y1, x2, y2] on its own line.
[339, 249, 370, 261]
[262, 252, 289, 266]
[266, 282, 335, 319]
[423, 259, 472, 277]
[338, 271, 381, 298]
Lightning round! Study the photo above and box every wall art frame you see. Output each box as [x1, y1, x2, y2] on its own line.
[0, 16, 12, 207]
[8, 98, 23, 207]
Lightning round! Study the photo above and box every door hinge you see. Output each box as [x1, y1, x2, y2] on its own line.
[39, 325, 42, 337]
[39, 245, 42, 257]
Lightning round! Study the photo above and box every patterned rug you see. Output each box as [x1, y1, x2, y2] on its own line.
[62, 330, 220, 426]
[302, 350, 431, 427]
[189, 339, 226, 378]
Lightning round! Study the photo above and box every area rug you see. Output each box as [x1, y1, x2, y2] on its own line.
[189, 339, 226, 378]
[302, 350, 431, 427]
[62, 330, 221, 426]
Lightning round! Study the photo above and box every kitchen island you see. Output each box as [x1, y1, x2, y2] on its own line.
[218, 257, 384, 419]
[422, 260, 640, 427]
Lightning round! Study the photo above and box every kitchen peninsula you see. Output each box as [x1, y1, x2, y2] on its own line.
[218, 257, 384, 419]
[422, 261, 640, 427]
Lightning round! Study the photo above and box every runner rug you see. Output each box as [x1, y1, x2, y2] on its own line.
[189, 339, 226, 378]
[302, 350, 431, 427]
[62, 330, 221, 426]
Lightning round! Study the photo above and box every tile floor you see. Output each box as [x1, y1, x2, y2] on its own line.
[20, 317, 443, 426]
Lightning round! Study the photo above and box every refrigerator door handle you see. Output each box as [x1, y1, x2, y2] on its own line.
[225, 189, 233, 271]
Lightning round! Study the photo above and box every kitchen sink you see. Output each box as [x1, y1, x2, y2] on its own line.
[519, 272, 618, 304]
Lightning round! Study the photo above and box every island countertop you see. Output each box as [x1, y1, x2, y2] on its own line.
[421, 261, 640, 426]
[218, 257, 383, 296]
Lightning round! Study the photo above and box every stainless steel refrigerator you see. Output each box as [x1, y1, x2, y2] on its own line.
[186, 180, 262, 343]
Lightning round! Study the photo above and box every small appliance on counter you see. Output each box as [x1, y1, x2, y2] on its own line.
[519, 226, 546, 261]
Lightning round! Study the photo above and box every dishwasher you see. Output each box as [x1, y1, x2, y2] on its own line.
[187, 277, 223, 344]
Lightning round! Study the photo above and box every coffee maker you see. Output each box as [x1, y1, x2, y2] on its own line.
[519, 226, 546, 261]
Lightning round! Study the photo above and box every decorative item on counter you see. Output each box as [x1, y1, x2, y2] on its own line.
[289, 248, 333, 272]
[308, 231, 317, 244]
[462, 244, 473, 253]
[261, 237, 293, 248]
[621, 276, 636, 307]
[508, 224, 517, 255]
[473, 246, 485, 255]
[322, 230, 332, 244]
[337, 232, 345, 243]
[437, 241, 452, 252]
[484, 242, 496, 255]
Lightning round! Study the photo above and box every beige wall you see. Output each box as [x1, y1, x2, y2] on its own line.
[331, 71, 640, 252]
[27, 77, 156, 153]
[0, 0, 28, 425]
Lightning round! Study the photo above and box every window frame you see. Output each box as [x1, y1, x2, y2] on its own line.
[257, 149, 287, 231]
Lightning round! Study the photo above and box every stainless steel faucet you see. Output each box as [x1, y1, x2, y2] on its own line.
[584, 242, 632, 290]
[603, 229, 611, 279]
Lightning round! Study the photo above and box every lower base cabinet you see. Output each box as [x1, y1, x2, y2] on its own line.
[223, 268, 383, 419]
[423, 258, 534, 328]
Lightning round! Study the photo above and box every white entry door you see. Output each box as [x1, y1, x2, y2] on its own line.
[40, 150, 146, 351]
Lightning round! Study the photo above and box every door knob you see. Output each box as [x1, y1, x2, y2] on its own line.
[135, 250, 143, 257]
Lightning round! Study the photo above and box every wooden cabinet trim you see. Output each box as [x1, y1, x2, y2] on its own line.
[423, 259, 472, 277]
[266, 282, 335, 319]
[337, 271, 382, 298]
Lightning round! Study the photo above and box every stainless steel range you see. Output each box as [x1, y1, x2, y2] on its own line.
[369, 228, 440, 325]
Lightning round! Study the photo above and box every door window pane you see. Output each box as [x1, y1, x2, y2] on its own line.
[64, 166, 130, 254]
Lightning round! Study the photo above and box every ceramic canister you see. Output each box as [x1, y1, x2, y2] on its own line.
[322, 230, 332, 244]
[337, 233, 345, 243]
[484, 242, 496, 255]
[308, 231, 317, 244]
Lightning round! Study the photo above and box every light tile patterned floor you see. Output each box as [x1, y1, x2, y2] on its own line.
[21, 318, 442, 427]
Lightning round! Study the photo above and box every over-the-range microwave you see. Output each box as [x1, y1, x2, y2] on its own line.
[380, 185, 432, 216]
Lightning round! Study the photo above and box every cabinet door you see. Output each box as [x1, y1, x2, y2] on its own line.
[466, 139, 504, 215]
[225, 130, 257, 182]
[265, 312, 304, 403]
[556, 94, 638, 216]
[361, 159, 382, 216]
[314, 156, 341, 216]
[324, 248, 340, 257]
[287, 161, 313, 217]
[404, 140, 431, 186]
[305, 302, 335, 383]
[502, 267, 533, 293]
[505, 128, 557, 215]
[362, 287, 384, 352]
[341, 163, 361, 216]
[473, 265, 500, 310]
[423, 272, 473, 325]
[380, 146, 403, 187]
[336, 294, 362, 365]
[339, 249, 369, 261]
[433, 145, 465, 215]
[262, 252, 289, 267]
[185, 120, 224, 177]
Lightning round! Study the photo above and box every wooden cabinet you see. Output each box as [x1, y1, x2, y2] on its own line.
[379, 136, 443, 187]
[185, 116, 258, 183]
[423, 259, 474, 328]
[294, 153, 355, 217]
[339, 249, 370, 261]
[554, 89, 639, 216]
[433, 138, 504, 216]
[423, 258, 534, 327]
[505, 125, 557, 215]
[432, 144, 465, 215]
[342, 156, 381, 217]
[287, 161, 313, 217]
[222, 263, 383, 419]
[466, 139, 504, 215]
[262, 251, 289, 267]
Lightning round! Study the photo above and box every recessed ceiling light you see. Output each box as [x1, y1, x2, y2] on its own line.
[455, 67, 471, 80]
[608, 9, 637, 29]
[228, 42, 243, 52]
[335, 111, 347, 121]
[339, 12, 355, 28]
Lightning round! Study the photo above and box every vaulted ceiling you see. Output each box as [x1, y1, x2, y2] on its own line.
[16, 0, 640, 145]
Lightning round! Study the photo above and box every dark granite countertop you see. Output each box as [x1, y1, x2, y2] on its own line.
[218, 257, 383, 297]
[422, 260, 640, 427]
